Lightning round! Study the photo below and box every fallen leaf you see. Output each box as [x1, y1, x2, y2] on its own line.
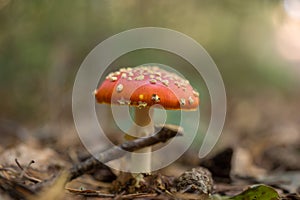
[258, 171, 300, 194]
[229, 184, 280, 200]
[232, 147, 266, 178]
[0, 144, 67, 171]
[29, 172, 68, 200]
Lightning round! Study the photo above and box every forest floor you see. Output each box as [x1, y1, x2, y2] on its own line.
[0, 92, 299, 200]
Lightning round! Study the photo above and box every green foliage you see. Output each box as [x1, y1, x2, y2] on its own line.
[212, 184, 280, 200]
[229, 185, 280, 200]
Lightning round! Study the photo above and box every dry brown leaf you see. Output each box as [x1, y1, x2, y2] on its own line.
[29, 172, 68, 200]
[232, 147, 266, 178]
[173, 192, 209, 200]
[0, 144, 67, 171]
[0, 193, 11, 200]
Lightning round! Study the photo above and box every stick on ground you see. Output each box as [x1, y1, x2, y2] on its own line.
[68, 124, 183, 181]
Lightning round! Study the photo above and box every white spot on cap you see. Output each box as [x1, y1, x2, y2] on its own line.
[110, 76, 118, 82]
[149, 79, 157, 84]
[116, 84, 123, 92]
[117, 98, 130, 105]
[128, 72, 134, 77]
[193, 90, 199, 97]
[180, 98, 186, 106]
[154, 72, 161, 76]
[155, 76, 162, 81]
[117, 98, 126, 105]
[162, 80, 169, 86]
[138, 101, 147, 108]
[121, 73, 127, 79]
[151, 94, 160, 103]
[188, 96, 194, 105]
[135, 75, 144, 81]
[93, 89, 98, 96]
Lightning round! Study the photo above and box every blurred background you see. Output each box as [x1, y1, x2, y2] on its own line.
[0, 0, 299, 159]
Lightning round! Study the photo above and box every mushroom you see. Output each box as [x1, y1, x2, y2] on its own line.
[94, 65, 199, 173]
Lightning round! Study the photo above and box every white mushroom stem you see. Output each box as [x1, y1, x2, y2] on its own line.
[127, 107, 154, 173]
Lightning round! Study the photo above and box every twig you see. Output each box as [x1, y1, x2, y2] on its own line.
[67, 188, 158, 199]
[152, 187, 178, 200]
[20, 160, 35, 179]
[68, 124, 183, 181]
[15, 158, 24, 171]
[30, 124, 183, 193]
[0, 174, 36, 199]
[66, 188, 115, 197]
[15, 159, 41, 183]
[115, 192, 157, 199]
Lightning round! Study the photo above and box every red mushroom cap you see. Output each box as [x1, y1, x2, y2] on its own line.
[94, 66, 199, 110]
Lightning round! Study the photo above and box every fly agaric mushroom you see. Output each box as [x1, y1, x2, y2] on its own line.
[94, 65, 199, 173]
